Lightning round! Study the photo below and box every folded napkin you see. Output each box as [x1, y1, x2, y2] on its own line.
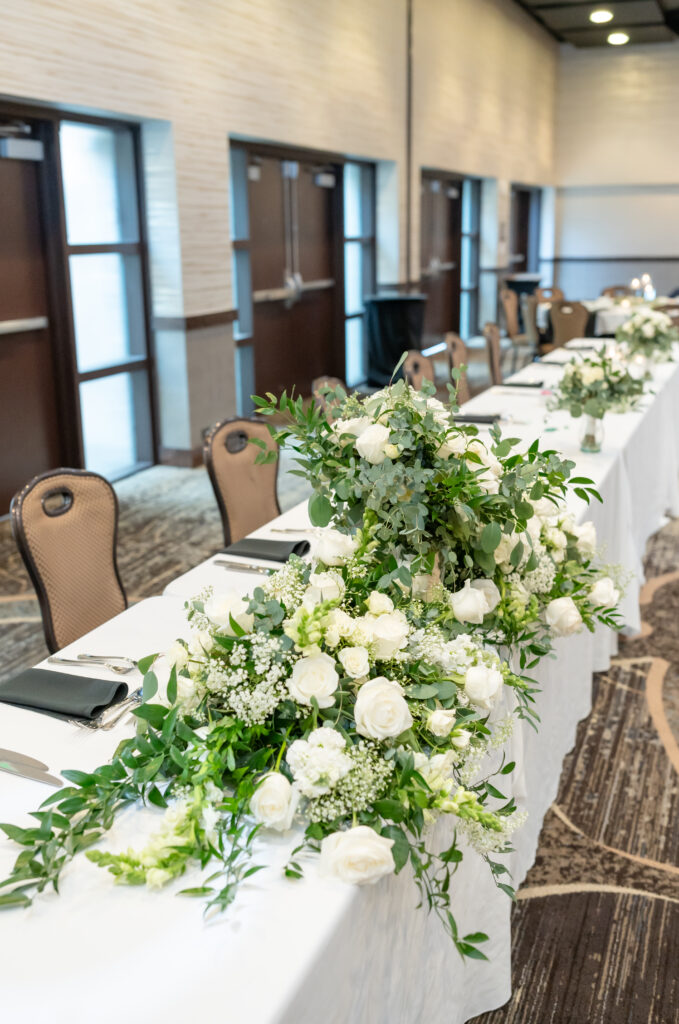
[501, 381, 544, 388]
[223, 537, 310, 562]
[0, 667, 128, 720]
[453, 413, 499, 425]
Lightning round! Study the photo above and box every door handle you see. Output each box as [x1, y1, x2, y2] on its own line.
[298, 277, 335, 293]
[0, 316, 48, 336]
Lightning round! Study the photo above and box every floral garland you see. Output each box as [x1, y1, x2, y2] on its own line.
[616, 308, 678, 360]
[548, 352, 646, 420]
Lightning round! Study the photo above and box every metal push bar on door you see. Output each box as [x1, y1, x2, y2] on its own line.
[0, 317, 49, 335]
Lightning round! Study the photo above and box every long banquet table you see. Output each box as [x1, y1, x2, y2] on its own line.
[2, 339, 679, 1024]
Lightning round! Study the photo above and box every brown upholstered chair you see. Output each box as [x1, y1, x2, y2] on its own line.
[500, 287, 530, 371]
[403, 350, 436, 391]
[312, 376, 346, 416]
[203, 416, 280, 547]
[534, 286, 564, 303]
[483, 322, 503, 387]
[521, 294, 542, 357]
[601, 285, 632, 298]
[443, 333, 470, 406]
[10, 469, 127, 653]
[550, 301, 590, 347]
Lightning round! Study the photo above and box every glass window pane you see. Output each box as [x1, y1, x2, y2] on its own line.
[345, 317, 366, 388]
[344, 162, 362, 238]
[462, 178, 479, 235]
[80, 371, 152, 478]
[70, 253, 146, 373]
[461, 236, 478, 290]
[61, 122, 139, 244]
[344, 241, 364, 316]
[460, 291, 471, 340]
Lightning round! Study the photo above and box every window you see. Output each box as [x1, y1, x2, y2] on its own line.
[460, 178, 481, 340]
[60, 121, 154, 479]
[343, 162, 376, 387]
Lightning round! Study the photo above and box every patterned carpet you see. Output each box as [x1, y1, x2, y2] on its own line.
[1, 459, 678, 1021]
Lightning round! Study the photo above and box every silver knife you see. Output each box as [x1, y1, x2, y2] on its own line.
[214, 559, 273, 575]
[0, 747, 49, 772]
[0, 761, 63, 788]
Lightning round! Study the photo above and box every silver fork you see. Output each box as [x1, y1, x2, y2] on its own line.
[68, 687, 143, 731]
[48, 654, 137, 675]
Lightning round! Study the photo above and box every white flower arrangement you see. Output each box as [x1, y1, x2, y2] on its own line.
[617, 308, 678, 360]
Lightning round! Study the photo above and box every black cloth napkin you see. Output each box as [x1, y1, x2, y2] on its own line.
[453, 413, 499, 424]
[0, 668, 128, 720]
[223, 537, 310, 562]
[501, 381, 544, 388]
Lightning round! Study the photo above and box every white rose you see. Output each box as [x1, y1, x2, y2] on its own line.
[305, 570, 345, 605]
[331, 416, 371, 444]
[464, 664, 503, 710]
[338, 645, 371, 679]
[573, 521, 597, 558]
[533, 496, 561, 521]
[589, 576, 620, 608]
[470, 578, 501, 614]
[367, 591, 394, 615]
[580, 364, 604, 386]
[288, 652, 339, 708]
[250, 773, 297, 831]
[451, 728, 471, 749]
[204, 593, 254, 635]
[526, 514, 542, 543]
[354, 676, 413, 740]
[307, 726, 346, 750]
[450, 580, 488, 624]
[427, 708, 457, 737]
[175, 675, 198, 708]
[165, 640, 188, 671]
[495, 532, 517, 566]
[437, 431, 467, 459]
[320, 826, 395, 885]
[313, 529, 358, 566]
[355, 423, 391, 465]
[642, 322, 655, 338]
[545, 596, 583, 636]
[546, 527, 568, 562]
[411, 572, 433, 598]
[365, 610, 409, 659]
[188, 630, 213, 658]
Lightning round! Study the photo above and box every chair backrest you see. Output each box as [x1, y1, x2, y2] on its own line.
[499, 288, 520, 339]
[534, 286, 564, 302]
[483, 322, 503, 386]
[312, 376, 346, 416]
[203, 416, 280, 547]
[10, 469, 127, 653]
[550, 301, 590, 347]
[443, 333, 470, 406]
[521, 294, 540, 351]
[403, 350, 435, 390]
[601, 285, 632, 298]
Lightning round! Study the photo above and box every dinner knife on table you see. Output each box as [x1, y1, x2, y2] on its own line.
[0, 747, 49, 772]
[0, 760, 63, 788]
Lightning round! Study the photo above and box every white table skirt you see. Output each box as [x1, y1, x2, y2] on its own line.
[2, 342, 679, 1023]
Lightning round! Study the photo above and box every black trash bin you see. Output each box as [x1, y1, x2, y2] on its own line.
[365, 294, 427, 387]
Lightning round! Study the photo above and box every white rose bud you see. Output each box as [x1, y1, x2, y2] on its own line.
[589, 576, 620, 608]
[451, 728, 471, 749]
[437, 431, 467, 459]
[365, 610, 409, 659]
[250, 773, 297, 831]
[165, 640, 188, 671]
[355, 423, 391, 465]
[384, 443, 400, 459]
[367, 591, 394, 615]
[204, 593, 254, 635]
[464, 664, 503, 710]
[470, 578, 501, 614]
[545, 596, 583, 636]
[312, 529, 358, 566]
[427, 708, 457, 737]
[338, 645, 371, 679]
[320, 825, 395, 885]
[573, 521, 597, 558]
[354, 676, 413, 740]
[450, 580, 488, 624]
[305, 571, 345, 605]
[288, 652, 339, 708]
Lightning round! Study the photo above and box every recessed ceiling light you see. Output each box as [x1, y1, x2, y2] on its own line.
[590, 9, 614, 24]
[607, 31, 630, 45]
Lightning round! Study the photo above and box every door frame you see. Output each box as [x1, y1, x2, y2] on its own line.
[0, 99, 158, 476]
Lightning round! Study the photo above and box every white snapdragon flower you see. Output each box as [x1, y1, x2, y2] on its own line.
[324, 607, 355, 648]
[450, 580, 488, 624]
[589, 576, 620, 608]
[312, 529, 359, 566]
[204, 593, 254, 635]
[545, 596, 583, 636]
[250, 773, 298, 831]
[366, 591, 394, 615]
[288, 652, 339, 708]
[354, 676, 413, 740]
[355, 423, 392, 465]
[363, 609, 410, 659]
[413, 751, 456, 790]
[464, 664, 503, 710]
[338, 645, 370, 679]
[305, 570, 345, 605]
[320, 826, 395, 885]
[545, 526, 568, 562]
[146, 868, 173, 890]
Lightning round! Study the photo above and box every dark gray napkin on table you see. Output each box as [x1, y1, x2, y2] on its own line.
[0, 668, 128, 720]
[223, 538, 310, 561]
[500, 380, 544, 388]
[453, 413, 499, 425]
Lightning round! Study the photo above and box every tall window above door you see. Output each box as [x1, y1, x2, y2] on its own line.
[460, 178, 481, 341]
[59, 121, 154, 480]
[343, 162, 376, 387]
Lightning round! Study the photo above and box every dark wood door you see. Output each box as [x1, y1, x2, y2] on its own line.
[0, 153, 63, 512]
[247, 153, 342, 397]
[420, 173, 462, 347]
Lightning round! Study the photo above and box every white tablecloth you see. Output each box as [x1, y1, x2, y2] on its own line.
[2, 341, 679, 1024]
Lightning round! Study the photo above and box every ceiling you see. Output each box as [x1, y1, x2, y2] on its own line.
[513, 0, 679, 46]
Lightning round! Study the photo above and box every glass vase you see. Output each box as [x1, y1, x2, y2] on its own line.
[580, 414, 604, 454]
